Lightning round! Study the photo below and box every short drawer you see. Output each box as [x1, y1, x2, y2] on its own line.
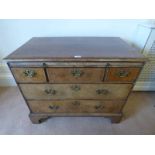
[105, 67, 141, 82]
[20, 84, 132, 100]
[11, 68, 46, 83]
[28, 100, 124, 113]
[46, 67, 105, 83]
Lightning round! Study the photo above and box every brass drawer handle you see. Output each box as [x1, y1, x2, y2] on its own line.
[71, 85, 81, 91]
[116, 70, 130, 78]
[95, 104, 105, 109]
[23, 69, 37, 77]
[49, 105, 59, 110]
[71, 69, 84, 77]
[96, 89, 109, 95]
[72, 101, 80, 106]
[44, 88, 57, 95]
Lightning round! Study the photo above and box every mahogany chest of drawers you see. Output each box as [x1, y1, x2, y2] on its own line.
[5, 37, 146, 124]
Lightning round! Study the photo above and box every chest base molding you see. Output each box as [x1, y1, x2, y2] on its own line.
[29, 113, 123, 124]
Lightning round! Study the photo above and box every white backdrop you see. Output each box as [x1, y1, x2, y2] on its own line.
[0, 19, 153, 86]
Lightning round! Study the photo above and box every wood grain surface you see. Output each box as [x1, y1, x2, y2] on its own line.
[105, 67, 141, 82]
[5, 37, 145, 60]
[28, 100, 124, 113]
[47, 67, 105, 83]
[11, 68, 46, 83]
[19, 84, 132, 100]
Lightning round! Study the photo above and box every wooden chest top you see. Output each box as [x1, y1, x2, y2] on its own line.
[5, 37, 146, 62]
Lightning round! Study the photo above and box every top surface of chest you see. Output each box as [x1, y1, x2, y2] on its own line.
[5, 37, 146, 61]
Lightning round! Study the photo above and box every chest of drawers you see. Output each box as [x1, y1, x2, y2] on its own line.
[5, 37, 146, 124]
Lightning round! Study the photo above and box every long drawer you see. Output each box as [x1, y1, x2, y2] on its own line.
[20, 84, 132, 100]
[47, 67, 105, 83]
[28, 100, 124, 113]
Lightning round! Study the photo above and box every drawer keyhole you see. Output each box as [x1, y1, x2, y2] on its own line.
[96, 89, 109, 95]
[44, 88, 57, 95]
[49, 105, 59, 110]
[95, 104, 105, 110]
[71, 85, 81, 91]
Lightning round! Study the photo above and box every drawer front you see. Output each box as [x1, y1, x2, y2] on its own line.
[47, 67, 105, 83]
[20, 84, 132, 100]
[28, 100, 124, 113]
[105, 67, 141, 82]
[11, 68, 46, 83]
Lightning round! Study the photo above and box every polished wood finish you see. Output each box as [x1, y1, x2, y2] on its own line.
[20, 84, 132, 100]
[5, 37, 145, 61]
[28, 100, 124, 113]
[9, 62, 143, 68]
[11, 68, 46, 83]
[105, 67, 141, 82]
[47, 67, 105, 83]
[5, 37, 146, 124]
